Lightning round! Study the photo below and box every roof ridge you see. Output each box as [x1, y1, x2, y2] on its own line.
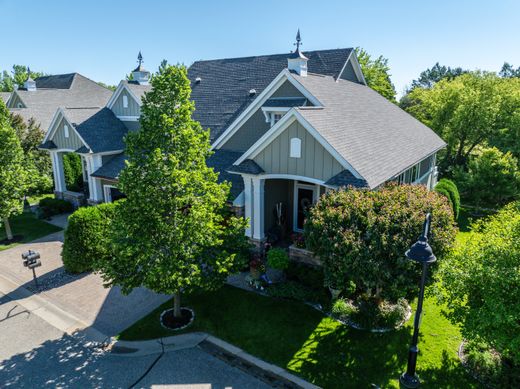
[192, 47, 353, 65]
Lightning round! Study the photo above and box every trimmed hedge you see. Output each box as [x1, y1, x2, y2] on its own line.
[62, 202, 118, 273]
[39, 197, 73, 219]
[435, 178, 460, 219]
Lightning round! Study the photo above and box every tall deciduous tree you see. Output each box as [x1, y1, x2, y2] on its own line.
[0, 65, 44, 92]
[355, 48, 397, 102]
[0, 101, 28, 240]
[96, 65, 248, 318]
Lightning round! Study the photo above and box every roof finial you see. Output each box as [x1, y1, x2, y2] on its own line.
[27, 67, 32, 80]
[295, 29, 302, 51]
[137, 51, 143, 67]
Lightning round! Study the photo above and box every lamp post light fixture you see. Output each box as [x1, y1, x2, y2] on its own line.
[399, 213, 436, 388]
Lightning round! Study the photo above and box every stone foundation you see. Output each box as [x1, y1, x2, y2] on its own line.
[288, 244, 322, 266]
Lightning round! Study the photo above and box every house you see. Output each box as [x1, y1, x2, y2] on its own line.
[6, 72, 112, 132]
[1, 92, 11, 104]
[39, 35, 445, 243]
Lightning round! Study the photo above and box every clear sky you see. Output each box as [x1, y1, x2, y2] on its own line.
[2, 0, 519, 96]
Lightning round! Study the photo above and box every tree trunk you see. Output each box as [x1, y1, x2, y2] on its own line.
[3, 218, 13, 241]
[173, 292, 182, 318]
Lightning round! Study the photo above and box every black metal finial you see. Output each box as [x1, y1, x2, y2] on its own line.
[137, 51, 143, 66]
[294, 29, 302, 51]
[27, 67, 31, 80]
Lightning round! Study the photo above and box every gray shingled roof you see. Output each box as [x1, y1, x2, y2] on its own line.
[188, 48, 354, 142]
[207, 150, 245, 199]
[123, 80, 152, 102]
[325, 170, 368, 188]
[0, 92, 10, 104]
[9, 73, 112, 131]
[291, 73, 446, 189]
[39, 140, 57, 150]
[34, 73, 76, 89]
[227, 159, 264, 175]
[63, 108, 128, 153]
[91, 153, 127, 180]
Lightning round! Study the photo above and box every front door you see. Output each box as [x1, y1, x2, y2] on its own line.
[294, 182, 317, 231]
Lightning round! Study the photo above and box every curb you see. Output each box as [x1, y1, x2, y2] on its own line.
[110, 332, 209, 356]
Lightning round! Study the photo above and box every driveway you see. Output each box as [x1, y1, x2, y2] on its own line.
[0, 292, 271, 388]
[0, 238, 169, 337]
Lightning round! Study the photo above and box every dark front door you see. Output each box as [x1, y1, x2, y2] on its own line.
[296, 187, 314, 230]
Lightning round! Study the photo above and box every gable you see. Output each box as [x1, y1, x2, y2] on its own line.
[7, 93, 25, 108]
[253, 119, 344, 182]
[219, 79, 311, 152]
[340, 60, 358, 83]
[110, 88, 141, 118]
[49, 116, 85, 151]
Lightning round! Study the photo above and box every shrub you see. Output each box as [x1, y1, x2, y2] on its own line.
[62, 153, 84, 192]
[453, 147, 520, 208]
[39, 197, 73, 218]
[62, 202, 118, 273]
[332, 298, 358, 318]
[435, 178, 460, 219]
[305, 183, 457, 302]
[267, 281, 315, 302]
[332, 297, 409, 329]
[436, 201, 520, 366]
[286, 262, 324, 291]
[267, 248, 289, 270]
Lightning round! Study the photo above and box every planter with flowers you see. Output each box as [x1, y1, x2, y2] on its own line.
[288, 233, 322, 266]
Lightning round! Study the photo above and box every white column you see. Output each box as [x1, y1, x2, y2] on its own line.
[51, 151, 66, 193]
[243, 176, 253, 238]
[252, 177, 265, 241]
[86, 154, 103, 202]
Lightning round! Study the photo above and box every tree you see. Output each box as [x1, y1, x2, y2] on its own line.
[0, 65, 44, 92]
[453, 147, 520, 207]
[355, 48, 397, 102]
[304, 184, 456, 302]
[95, 64, 248, 319]
[0, 101, 28, 240]
[411, 63, 468, 90]
[499, 62, 520, 78]
[405, 72, 517, 170]
[436, 202, 520, 366]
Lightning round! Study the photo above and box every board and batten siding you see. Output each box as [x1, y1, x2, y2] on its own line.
[220, 80, 309, 152]
[111, 89, 141, 117]
[253, 121, 344, 182]
[51, 117, 84, 150]
[7, 93, 24, 108]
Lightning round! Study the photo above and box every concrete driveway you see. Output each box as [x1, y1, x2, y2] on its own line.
[0, 238, 169, 337]
[0, 292, 271, 388]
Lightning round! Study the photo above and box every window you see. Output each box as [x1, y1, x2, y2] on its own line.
[290, 137, 301, 158]
[64, 124, 69, 138]
[122, 95, 128, 108]
[269, 112, 284, 127]
[17, 102, 23, 108]
[411, 164, 419, 182]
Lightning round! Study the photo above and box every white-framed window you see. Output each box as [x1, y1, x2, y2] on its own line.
[290, 137, 302, 158]
[64, 124, 69, 138]
[17, 102, 23, 108]
[269, 112, 284, 127]
[122, 95, 128, 109]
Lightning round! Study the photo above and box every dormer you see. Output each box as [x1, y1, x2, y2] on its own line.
[131, 51, 151, 85]
[24, 68, 37, 91]
[287, 30, 308, 77]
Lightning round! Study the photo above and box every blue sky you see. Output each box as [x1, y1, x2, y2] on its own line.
[2, 0, 519, 96]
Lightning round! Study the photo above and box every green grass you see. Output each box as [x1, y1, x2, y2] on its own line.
[119, 285, 478, 388]
[456, 206, 494, 245]
[26, 193, 54, 206]
[0, 211, 62, 251]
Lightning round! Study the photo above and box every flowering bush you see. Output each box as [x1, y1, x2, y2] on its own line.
[290, 233, 306, 248]
[304, 183, 457, 302]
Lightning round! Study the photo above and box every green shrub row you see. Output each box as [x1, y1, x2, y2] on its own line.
[62, 202, 118, 273]
[39, 197, 73, 219]
[435, 178, 460, 219]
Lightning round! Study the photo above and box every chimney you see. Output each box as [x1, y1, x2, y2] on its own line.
[132, 51, 151, 85]
[287, 29, 308, 77]
[24, 67, 37, 91]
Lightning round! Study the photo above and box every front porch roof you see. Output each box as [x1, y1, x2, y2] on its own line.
[325, 169, 368, 188]
[39, 140, 57, 150]
[75, 146, 92, 154]
[91, 153, 127, 180]
[226, 159, 264, 175]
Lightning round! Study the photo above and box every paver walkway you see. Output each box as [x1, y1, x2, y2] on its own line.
[0, 238, 169, 336]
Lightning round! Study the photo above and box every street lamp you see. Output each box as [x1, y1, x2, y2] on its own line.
[400, 213, 436, 388]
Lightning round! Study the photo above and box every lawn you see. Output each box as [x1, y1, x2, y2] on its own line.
[456, 206, 494, 245]
[0, 211, 62, 251]
[119, 285, 478, 388]
[26, 193, 54, 206]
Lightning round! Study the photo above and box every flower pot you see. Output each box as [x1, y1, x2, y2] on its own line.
[328, 286, 342, 300]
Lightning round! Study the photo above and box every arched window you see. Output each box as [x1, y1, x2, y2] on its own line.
[122, 95, 129, 109]
[290, 138, 301, 158]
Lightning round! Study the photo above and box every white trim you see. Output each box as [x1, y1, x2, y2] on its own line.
[211, 69, 322, 150]
[252, 177, 265, 240]
[116, 115, 139, 121]
[233, 109, 363, 180]
[42, 108, 92, 150]
[232, 190, 245, 207]
[106, 81, 142, 110]
[103, 184, 117, 203]
[293, 181, 318, 232]
[243, 176, 253, 237]
[349, 52, 367, 85]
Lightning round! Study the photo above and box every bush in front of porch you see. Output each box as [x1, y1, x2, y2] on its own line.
[304, 183, 457, 328]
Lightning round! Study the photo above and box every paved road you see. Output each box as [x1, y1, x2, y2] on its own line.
[0, 292, 271, 389]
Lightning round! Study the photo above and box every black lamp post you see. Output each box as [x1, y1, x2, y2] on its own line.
[400, 213, 436, 388]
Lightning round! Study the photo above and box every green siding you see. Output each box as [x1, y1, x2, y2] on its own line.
[7, 93, 24, 108]
[253, 121, 343, 181]
[122, 120, 141, 131]
[51, 117, 85, 150]
[111, 89, 141, 117]
[220, 80, 309, 152]
[340, 60, 359, 83]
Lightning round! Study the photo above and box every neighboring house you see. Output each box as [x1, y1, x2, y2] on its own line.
[6, 73, 112, 131]
[0, 92, 11, 105]
[40, 38, 445, 243]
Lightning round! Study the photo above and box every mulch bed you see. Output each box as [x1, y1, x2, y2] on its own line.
[160, 307, 194, 330]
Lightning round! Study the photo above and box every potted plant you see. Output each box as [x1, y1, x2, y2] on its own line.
[249, 256, 265, 280]
[266, 247, 289, 283]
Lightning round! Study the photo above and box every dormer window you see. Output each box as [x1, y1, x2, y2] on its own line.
[64, 124, 69, 138]
[261, 108, 291, 127]
[123, 95, 128, 108]
[273, 113, 283, 126]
